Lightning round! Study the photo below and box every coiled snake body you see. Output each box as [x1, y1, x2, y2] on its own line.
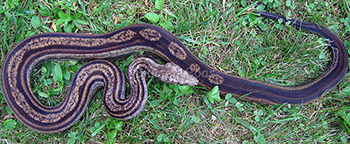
[1, 12, 348, 133]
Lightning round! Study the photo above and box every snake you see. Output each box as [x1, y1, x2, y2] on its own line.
[1, 11, 348, 133]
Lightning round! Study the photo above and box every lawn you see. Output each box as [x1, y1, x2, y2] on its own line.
[0, 0, 349, 143]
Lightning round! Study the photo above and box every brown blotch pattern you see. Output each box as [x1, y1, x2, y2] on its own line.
[139, 28, 162, 41]
[168, 42, 187, 60]
[189, 63, 200, 72]
[208, 74, 224, 85]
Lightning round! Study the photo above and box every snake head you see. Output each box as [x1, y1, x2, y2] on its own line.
[157, 62, 199, 86]
[129, 57, 199, 86]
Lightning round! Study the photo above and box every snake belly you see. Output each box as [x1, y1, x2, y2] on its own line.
[1, 11, 348, 133]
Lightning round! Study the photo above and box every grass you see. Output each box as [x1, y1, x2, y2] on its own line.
[1, 0, 350, 143]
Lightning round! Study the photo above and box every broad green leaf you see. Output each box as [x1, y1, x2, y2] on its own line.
[107, 119, 123, 131]
[225, 93, 237, 104]
[31, 16, 42, 28]
[66, 9, 71, 18]
[64, 23, 74, 33]
[43, 61, 54, 74]
[256, 4, 265, 11]
[58, 10, 66, 18]
[160, 20, 174, 32]
[192, 115, 201, 122]
[207, 86, 221, 103]
[6, 105, 13, 115]
[7, 0, 19, 9]
[44, 78, 53, 87]
[56, 19, 65, 26]
[114, 120, 123, 131]
[155, 0, 164, 10]
[257, 22, 267, 31]
[235, 102, 244, 111]
[69, 60, 79, 65]
[254, 131, 266, 143]
[157, 133, 169, 142]
[67, 132, 77, 144]
[145, 13, 160, 23]
[278, 18, 284, 24]
[38, 91, 49, 98]
[179, 85, 192, 93]
[106, 131, 117, 144]
[91, 122, 106, 136]
[53, 63, 63, 82]
[248, 11, 257, 22]
[72, 13, 81, 19]
[40, 65, 48, 76]
[286, 0, 292, 7]
[3, 119, 17, 130]
[63, 70, 71, 80]
[25, 31, 36, 37]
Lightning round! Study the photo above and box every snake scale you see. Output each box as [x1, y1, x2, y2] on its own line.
[1, 11, 348, 133]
